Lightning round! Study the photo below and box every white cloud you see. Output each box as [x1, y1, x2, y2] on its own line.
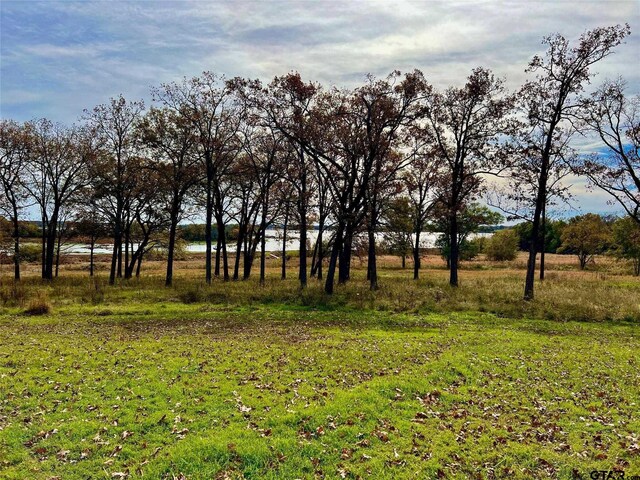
[1, 0, 638, 216]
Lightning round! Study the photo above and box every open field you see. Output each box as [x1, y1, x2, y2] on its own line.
[1, 254, 639, 479]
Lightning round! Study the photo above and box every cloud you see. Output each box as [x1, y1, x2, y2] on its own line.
[1, 0, 638, 216]
[3, 0, 638, 118]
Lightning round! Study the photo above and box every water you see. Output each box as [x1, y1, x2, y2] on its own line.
[55, 230, 491, 255]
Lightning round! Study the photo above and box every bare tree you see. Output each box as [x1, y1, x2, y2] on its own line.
[122, 160, 170, 279]
[137, 107, 200, 287]
[401, 145, 443, 280]
[488, 130, 575, 280]
[83, 96, 145, 285]
[239, 124, 287, 284]
[152, 73, 242, 283]
[228, 155, 260, 281]
[53, 206, 74, 278]
[520, 24, 630, 300]
[292, 72, 428, 293]
[359, 72, 428, 290]
[273, 179, 295, 280]
[74, 206, 108, 277]
[309, 161, 332, 280]
[22, 120, 91, 280]
[257, 73, 322, 288]
[422, 67, 515, 287]
[581, 78, 639, 223]
[0, 120, 30, 280]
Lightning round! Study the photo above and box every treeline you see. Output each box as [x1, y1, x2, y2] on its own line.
[379, 207, 640, 275]
[4, 210, 638, 277]
[1, 24, 638, 300]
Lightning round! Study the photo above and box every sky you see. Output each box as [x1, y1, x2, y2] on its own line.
[1, 0, 639, 218]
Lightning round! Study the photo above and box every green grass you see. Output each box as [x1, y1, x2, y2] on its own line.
[1, 260, 639, 478]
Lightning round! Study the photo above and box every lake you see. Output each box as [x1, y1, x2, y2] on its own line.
[56, 230, 491, 255]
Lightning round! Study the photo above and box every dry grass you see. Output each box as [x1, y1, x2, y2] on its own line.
[1, 251, 638, 323]
[22, 292, 51, 315]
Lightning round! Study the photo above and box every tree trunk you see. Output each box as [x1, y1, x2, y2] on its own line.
[524, 190, 547, 300]
[259, 203, 267, 286]
[540, 205, 546, 281]
[124, 225, 130, 279]
[222, 239, 229, 280]
[338, 225, 353, 284]
[109, 219, 121, 285]
[449, 213, 459, 287]
[41, 215, 46, 279]
[205, 167, 213, 284]
[281, 207, 288, 280]
[54, 227, 62, 278]
[233, 242, 241, 280]
[89, 241, 95, 277]
[136, 251, 143, 277]
[165, 214, 178, 287]
[116, 241, 123, 279]
[242, 238, 254, 280]
[579, 252, 587, 270]
[214, 180, 229, 281]
[413, 229, 421, 280]
[297, 158, 308, 288]
[310, 223, 324, 279]
[125, 236, 147, 279]
[524, 128, 553, 300]
[316, 224, 323, 281]
[44, 230, 56, 280]
[367, 227, 378, 290]
[12, 213, 20, 281]
[43, 211, 58, 281]
[233, 225, 245, 280]
[215, 214, 229, 281]
[310, 233, 319, 277]
[325, 225, 343, 294]
[215, 236, 221, 277]
[299, 209, 307, 288]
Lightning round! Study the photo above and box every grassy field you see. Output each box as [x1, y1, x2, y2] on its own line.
[1, 254, 639, 479]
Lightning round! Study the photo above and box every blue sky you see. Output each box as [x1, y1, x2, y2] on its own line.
[1, 0, 639, 216]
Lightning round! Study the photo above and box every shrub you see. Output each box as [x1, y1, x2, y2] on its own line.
[611, 216, 640, 276]
[436, 235, 485, 264]
[24, 293, 51, 315]
[17, 243, 42, 263]
[485, 229, 519, 261]
[18, 221, 42, 238]
[147, 239, 189, 261]
[464, 237, 485, 260]
[145, 247, 166, 261]
[178, 285, 204, 304]
[559, 214, 611, 269]
[513, 219, 566, 253]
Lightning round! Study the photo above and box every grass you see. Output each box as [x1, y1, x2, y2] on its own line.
[0, 253, 639, 479]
